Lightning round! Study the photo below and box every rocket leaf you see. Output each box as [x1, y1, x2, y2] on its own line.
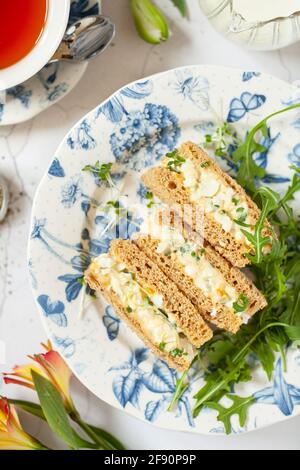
[206, 394, 256, 434]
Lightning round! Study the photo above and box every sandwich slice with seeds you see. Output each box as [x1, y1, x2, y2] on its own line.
[85, 238, 213, 371]
[141, 141, 273, 268]
[133, 210, 267, 334]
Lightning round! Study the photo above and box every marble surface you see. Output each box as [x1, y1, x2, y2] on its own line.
[0, 0, 300, 450]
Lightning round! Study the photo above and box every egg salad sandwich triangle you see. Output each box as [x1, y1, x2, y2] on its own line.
[85, 238, 213, 371]
[141, 141, 272, 268]
[133, 209, 267, 335]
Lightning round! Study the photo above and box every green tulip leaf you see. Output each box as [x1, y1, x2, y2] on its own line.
[31, 371, 93, 450]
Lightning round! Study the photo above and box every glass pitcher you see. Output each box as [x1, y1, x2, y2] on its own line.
[198, 0, 300, 51]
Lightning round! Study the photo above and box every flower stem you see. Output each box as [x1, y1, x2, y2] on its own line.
[70, 411, 114, 450]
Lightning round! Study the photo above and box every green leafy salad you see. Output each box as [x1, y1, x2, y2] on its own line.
[169, 104, 300, 433]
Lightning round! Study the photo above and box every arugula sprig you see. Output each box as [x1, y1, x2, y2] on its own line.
[192, 321, 299, 421]
[206, 394, 255, 434]
[241, 186, 280, 265]
[232, 104, 300, 192]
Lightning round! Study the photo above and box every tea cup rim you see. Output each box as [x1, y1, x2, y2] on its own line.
[0, 0, 70, 91]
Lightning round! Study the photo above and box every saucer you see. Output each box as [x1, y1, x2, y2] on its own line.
[0, 0, 101, 127]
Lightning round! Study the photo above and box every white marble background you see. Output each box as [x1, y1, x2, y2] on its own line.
[0, 0, 300, 450]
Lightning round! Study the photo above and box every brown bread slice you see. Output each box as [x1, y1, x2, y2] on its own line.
[141, 141, 272, 268]
[110, 239, 213, 349]
[134, 233, 266, 334]
[134, 234, 241, 333]
[85, 267, 191, 371]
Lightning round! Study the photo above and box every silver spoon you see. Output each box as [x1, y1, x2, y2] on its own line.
[50, 15, 115, 63]
[0, 176, 9, 222]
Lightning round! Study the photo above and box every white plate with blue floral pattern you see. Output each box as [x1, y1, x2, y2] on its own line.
[0, 0, 101, 127]
[29, 65, 300, 435]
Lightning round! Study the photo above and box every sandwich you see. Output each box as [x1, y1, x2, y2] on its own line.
[85, 238, 213, 371]
[141, 141, 272, 267]
[133, 210, 267, 334]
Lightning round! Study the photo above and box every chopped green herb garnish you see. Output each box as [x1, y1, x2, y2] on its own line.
[191, 251, 200, 261]
[159, 342, 166, 351]
[232, 197, 239, 205]
[200, 161, 210, 168]
[233, 294, 250, 313]
[145, 296, 154, 306]
[236, 207, 247, 222]
[166, 149, 186, 172]
[126, 306, 133, 313]
[169, 348, 188, 358]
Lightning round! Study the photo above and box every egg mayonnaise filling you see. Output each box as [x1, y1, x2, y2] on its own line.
[90, 254, 195, 360]
[163, 155, 254, 246]
[139, 211, 250, 320]
[156, 233, 240, 310]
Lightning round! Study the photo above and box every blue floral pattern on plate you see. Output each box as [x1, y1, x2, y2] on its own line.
[28, 65, 300, 435]
[110, 348, 194, 427]
[254, 359, 300, 416]
[0, 0, 101, 126]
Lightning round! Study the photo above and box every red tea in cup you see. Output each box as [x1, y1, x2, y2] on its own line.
[0, 0, 48, 69]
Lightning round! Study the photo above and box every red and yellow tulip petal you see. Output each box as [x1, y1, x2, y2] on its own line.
[0, 399, 44, 450]
[33, 351, 73, 409]
[0, 432, 44, 450]
[3, 377, 35, 390]
[4, 363, 46, 383]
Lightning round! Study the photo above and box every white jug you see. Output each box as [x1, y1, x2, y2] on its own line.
[198, 0, 300, 50]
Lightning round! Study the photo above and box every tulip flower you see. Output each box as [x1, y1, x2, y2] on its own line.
[4, 341, 75, 414]
[130, 0, 169, 44]
[3, 342, 125, 450]
[0, 397, 46, 450]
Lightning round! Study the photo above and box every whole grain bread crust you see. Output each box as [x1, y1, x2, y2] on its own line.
[110, 239, 213, 348]
[85, 269, 190, 371]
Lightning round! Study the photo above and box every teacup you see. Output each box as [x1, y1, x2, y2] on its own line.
[0, 0, 70, 91]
